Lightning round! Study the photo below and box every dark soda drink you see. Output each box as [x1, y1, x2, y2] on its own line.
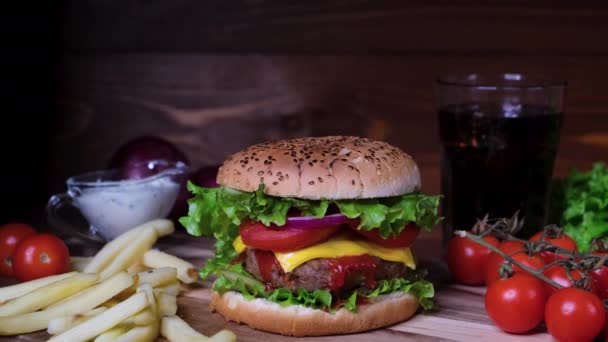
[439, 103, 563, 237]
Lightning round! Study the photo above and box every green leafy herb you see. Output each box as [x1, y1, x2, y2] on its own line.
[213, 264, 434, 313]
[179, 183, 441, 278]
[551, 163, 608, 252]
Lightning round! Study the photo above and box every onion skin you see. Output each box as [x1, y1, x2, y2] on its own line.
[284, 214, 350, 229]
[109, 135, 189, 179]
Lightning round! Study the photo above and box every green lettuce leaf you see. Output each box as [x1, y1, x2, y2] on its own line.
[552, 163, 608, 252]
[213, 264, 434, 313]
[180, 182, 441, 278]
[336, 194, 442, 238]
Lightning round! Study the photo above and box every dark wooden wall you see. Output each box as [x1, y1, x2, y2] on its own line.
[18, 1, 608, 224]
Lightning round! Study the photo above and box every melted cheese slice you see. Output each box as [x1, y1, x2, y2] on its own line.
[232, 233, 416, 273]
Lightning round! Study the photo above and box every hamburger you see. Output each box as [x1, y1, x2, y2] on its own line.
[180, 136, 441, 336]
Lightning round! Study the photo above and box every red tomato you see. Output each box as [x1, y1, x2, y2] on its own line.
[348, 220, 420, 247]
[484, 252, 545, 286]
[240, 220, 341, 252]
[545, 288, 605, 342]
[495, 240, 526, 255]
[447, 234, 500, 285]
[485, 273, 547, 334]
[529, 231, 578, 263]
[543, 265, 597, 297]
[12, 234, 70, 281]
[0, 222, 37, 277]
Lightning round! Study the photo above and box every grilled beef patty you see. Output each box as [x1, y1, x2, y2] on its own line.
[244, 248, 409, 292]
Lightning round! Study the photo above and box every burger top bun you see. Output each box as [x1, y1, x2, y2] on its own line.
[216, 136, 421, 200]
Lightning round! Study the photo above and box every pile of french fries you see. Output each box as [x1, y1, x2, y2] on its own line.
[0, 219, 236, 342]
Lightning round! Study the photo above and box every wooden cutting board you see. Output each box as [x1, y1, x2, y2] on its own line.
[0, 231, 553, 342]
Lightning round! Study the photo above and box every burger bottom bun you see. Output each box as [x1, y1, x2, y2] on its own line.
[209, 290, 419, 336]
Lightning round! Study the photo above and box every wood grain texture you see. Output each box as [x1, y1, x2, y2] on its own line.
[64, 0, 608, 54]
[54, 53, 608, 197]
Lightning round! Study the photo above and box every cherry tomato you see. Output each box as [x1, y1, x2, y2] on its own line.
[495, 240, 526, 254]
[545, 288, 605, 342]
[484, 252, 545, 286]
[12, 233, 70, 281]
[447, 234, 500, 285]
[530, 231, 578, 263]
[0, 222, 37, 277]
[485, 273, 547, 334]
[543, 265, 597, 297]
[240, 220, 341, 252]
[348, 220, 420, 247]
[588, 250, 608, 300]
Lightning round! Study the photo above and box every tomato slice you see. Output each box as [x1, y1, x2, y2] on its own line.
[348, 220, 420, 248]
[239, 220, 341, 252]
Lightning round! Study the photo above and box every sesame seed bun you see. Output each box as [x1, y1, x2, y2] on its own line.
[216, 136, 421, 199]
[210, 290, 419, 337]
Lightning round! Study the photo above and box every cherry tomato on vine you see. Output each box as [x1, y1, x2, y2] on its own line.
[0, 222, 37, 277]
[12, 233, 70, 282]
[530, 231, 578, 263]
[589, 250, 608, 300]
[484, 252, 545, 286]
[543, 265, 597, 297]
[447, 234, 500, 285]
[545, 288, 605, 342]
[485, 273, 547, 334]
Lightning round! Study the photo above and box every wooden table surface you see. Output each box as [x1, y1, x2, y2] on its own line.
[0, 229, 554, 342]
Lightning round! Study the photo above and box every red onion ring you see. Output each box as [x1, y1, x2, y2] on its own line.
[285, 213, 351, 229]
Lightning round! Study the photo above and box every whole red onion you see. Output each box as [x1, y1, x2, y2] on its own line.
[109, 136, 189, 180]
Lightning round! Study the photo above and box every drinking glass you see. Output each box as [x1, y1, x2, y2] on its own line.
[437, 73, 566, 245]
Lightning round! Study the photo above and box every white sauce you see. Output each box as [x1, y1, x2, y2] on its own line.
[73, 177, 180, 240]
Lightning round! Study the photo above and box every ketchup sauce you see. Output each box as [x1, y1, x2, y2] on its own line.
[327, 255, 377, 292]
[254, 250, 283, 290]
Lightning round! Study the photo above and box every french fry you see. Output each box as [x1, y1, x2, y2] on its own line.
[93, 326, 130, 342]
[101, 298, 122, 308]
[138, 267, 178, 288]
[47, 272, 133, 309]
[142, 249, 199, 284]
[122, 308, 156, 326]
[156, 292, 177, 316]
[99, 228, 158, 280]
[161, 315, 216, 342]
[0, 273, 97, 317]
[47, 292, 149, 342]
[47, 307, 107, 335]
[127, 261, 150, 275]
[208, 330, 237, 342]
[156, 281, 181, 296]
[70, 256, 93, 272]
[84, 219, 174, 274]
[0, 272, 77, 303]
[136, 284, 158, 317]
[114, 323, 159, 342]
[0, 272, 133, 335]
